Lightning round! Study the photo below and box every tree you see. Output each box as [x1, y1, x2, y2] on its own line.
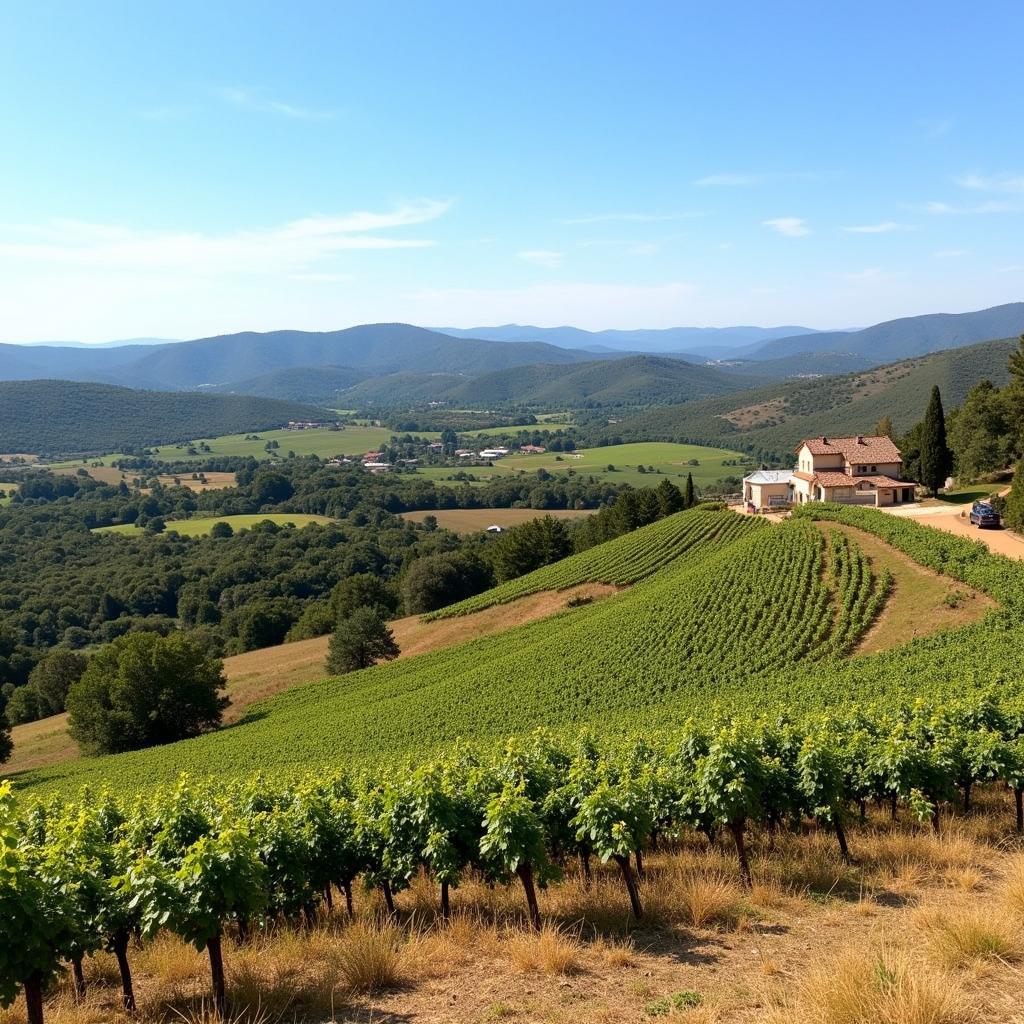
[66, 632, 227, 755]
[331, 572, 399, 621]
[684, 472, 696, 509]
[655, 478, 685, 516]
[491, 516, 572, 583]
[0, 716, 10, 765]
[28, 649, 88, 718]
[1006, 460, 1024, 533]
[402, 552, 492, 614]
[874, 415, 894, 439]
[918, 385, 953, 496]
[326, 607, 400, 675]
[947, 380, 1013, 482]
[209, 520, 234, 538]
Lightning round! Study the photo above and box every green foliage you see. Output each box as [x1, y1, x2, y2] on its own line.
[919, 386, 953, 495]
[326, 607, 400, 675]
[946, 380, 1014, 482]
[491, 515, 573, 583]
[0, 380, 334, 458]
[401, 552, 493, 615]
[1007, 461, 1024, 533]
[66, 632, 227, 755]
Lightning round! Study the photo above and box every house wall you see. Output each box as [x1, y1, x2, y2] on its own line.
[847, 459, 902, 476]
[748, 482, 792, 509]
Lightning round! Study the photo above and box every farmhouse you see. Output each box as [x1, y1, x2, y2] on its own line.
[478, 448, 509, 459]
[519, 444, 546, 453]
[742, 435, 917, 510]
[793, 435, 917, 507]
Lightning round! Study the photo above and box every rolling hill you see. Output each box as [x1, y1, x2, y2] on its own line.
[744, 301, 1024, 362]
[14, 501, 1024, 799]
[338, 355, 766, 409]
[590, 337, 1018, 458]
[0, 380, 335, 457]
[0, 325, 602, 391]
[204, 365, 372, 405]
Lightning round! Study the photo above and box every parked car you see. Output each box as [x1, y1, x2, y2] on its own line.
[969, 501, 1002, 528]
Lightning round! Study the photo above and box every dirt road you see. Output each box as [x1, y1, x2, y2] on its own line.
[884, 503, 1024, 559]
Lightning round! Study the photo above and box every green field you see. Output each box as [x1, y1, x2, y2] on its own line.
[19, 502, 1021, 800]
[413, 441, 751, 490]
[0, 482, 16, 505]
[49, 425, 401, 467]
[94, 513, 335, 537]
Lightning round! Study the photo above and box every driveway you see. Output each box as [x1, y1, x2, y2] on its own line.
[882, 502, 1024, 559]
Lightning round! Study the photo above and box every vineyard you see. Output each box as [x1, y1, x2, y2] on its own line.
[16, 511, 901, 796]
[425, 506, 762, 618]
[5, 690, 1024, 1023]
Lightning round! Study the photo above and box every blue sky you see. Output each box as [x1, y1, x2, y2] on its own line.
[1, 1, 1023, 341]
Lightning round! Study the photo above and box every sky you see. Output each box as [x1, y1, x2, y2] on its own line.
[1, 1, 1023, 342]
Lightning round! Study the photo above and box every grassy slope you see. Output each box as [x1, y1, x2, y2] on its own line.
[598, 337, 1016, 458]
[94, 513, 335, 537]
[13, 506, 1024, 802]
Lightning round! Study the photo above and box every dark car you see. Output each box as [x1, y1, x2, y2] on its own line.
[969, 501, 1002, 528]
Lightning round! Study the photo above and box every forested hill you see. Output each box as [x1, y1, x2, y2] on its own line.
[0, 380, 335, 457]
[339, 355, 766, 409]
[587, 337, 1017, 459]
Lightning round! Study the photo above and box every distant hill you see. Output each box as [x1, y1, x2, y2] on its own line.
[205, 365, 372, 405]
[589, 337, 1017, 459]
[333, 354, 766, 409]
[440, 323, 821, 356]
[0, 380, 335, 457]
[745, 302, 1024, 362]
[0, 325, 600, 390]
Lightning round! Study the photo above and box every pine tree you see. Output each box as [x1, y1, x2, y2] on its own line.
[919, 385, 953, 496]
[655, 478, 685, 516]
[1009, 334, 1024, 382]
[684, 472, 696, 509]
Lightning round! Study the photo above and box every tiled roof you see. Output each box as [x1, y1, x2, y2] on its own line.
[796, 435, 903, 462]
[811, 471, 915, 489]
[744, 470, 794, 484]
[792, 470, 816, 483]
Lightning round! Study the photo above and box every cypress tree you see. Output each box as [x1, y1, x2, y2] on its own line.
[1006, 460, 1024, 533]
[684, 472, 696, 509]
[919, 385, 953, 496]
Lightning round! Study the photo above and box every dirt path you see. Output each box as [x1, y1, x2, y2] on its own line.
[812, 521, 995, 654]
[887, 507, 1024, 559]
[5, 583, 620, 776]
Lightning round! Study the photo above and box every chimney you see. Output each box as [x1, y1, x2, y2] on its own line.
[821, 436, 828, 445]
[857, 435, 865, 444]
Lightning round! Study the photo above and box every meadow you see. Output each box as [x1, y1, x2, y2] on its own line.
[93, 513, 334, 537]
[413, 440, 751, 490]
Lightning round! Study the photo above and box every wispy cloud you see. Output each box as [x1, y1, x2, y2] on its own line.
[561, 211, 704, 225]
[997, 265, 1024, 273]
[215, 86, 335, 120]
[924, 199, 1018, 215]
[841, 267, 885, 282]
[518, 249, 564, 269]
[693, 173, 761, 187]
[762, 217, 811, 237]
[955, 173, 1024, 194]
[0, 200, 451, 274]
[841, 221, 912, 234]
[575, 239, 662, 256]
[933, 249, 969, 259]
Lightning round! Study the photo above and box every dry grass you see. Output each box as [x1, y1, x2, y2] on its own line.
[654, 869, 746, 929]
[505, 923, 583, 975]
[1001, 853, 1024, 918]
[771, 944, 978, 1024]
[916, 905, 1023, 969]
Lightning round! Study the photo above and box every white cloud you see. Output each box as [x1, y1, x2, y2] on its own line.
[518, 250, 564, 269]
[933, 249, 969, 259]
[0, 200, 451, 274]
[214, 86, 335, 120]
[841, 221, 912, 234]
[693, 173, 760, 187]
[561, 211, 704, 225]
[955, 173, 1024, 193]
[924, 200, 1018, 215]
[762, 217, 811, 237]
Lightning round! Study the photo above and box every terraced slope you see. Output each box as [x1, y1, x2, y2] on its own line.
[428, 507, 761, 618]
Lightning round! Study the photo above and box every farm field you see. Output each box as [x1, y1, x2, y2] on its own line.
[54, 463, 238, 491]
[18, 502, 1023, 801]
[399, 507, 595, 532]
[5, 582, 619, 775]
[413, 441, 751, 490]
[0, 481, 16, 505]
[93, 513, 334, 537]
